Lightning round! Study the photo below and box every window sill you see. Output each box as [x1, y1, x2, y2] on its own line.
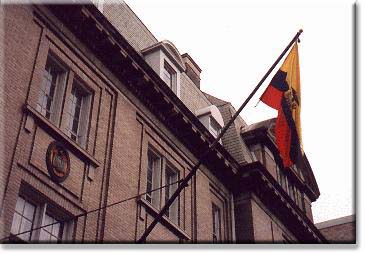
[137, 197, 190, 240]
[24, 104, 100, 168]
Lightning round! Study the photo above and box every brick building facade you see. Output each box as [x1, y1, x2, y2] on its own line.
[0, 2, 327, 243]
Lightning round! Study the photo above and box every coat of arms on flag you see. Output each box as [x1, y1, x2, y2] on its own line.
[260, 43, 303, 167]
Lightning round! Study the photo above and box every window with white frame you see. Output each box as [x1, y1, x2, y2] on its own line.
[162, 61, 177, 93]
[36, 55, 67, 124]
[39, 213, 63, 242]
[164, 164, 179, 224]
[10, 195, 73, 243]
[145, 148, 181, 224]
[212, 203, 221, 243]
[65, 80, 91, 148]
[146, 149, 162, 208]
[209, 116, 221, 138]
[10, 196, 36, 242]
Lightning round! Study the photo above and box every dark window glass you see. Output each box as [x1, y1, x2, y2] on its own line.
[36, 56, 65, 121]
[146, 150, 161, 207]
[164, 166, 178, 223]
[66, 82, 90, 147]
[212, 204, 221, 243]
[162, 61, 176, 93]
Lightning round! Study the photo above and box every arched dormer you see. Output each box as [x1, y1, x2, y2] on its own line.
[196, 105, 224, 141]
[142, 40, 185, 97]
[160, 40, 185, 71]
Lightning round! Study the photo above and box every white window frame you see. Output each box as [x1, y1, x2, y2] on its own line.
[146, 149, 162, 208]
[10, 195, 73, 243]
[65, 79, 91, 148]
[209, 116, 222, 139]
[10, 196, 36, 242]
[145, 147, 181, 225]
[163, 163, 179, 225]
[36, 54, 67, 125]
[162, 61, 177, 93]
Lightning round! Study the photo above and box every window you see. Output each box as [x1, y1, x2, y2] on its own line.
[39, 213, 63, 242]
[36, 55, 67, 123]
[65, 81, 91, 147]
[250, 144, 263, 163]
[162, 61, 176, 93]
[145, 148, 181, 224]
[10, 195, 72, 243]
[146, 150, 161, 208]
[276, 167, 305, 211]
[10, 196, 36, 242]
[209, 116, 221, 138]
[164, 165, 179, 224]
[36, 53, 93, 149]
[277, 166, 287, 190]
[212, 204, 221, 243]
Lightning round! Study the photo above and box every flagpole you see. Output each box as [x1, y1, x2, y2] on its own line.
[137, 29, 303, 243]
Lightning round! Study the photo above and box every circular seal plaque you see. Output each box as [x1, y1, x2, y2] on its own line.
[46, 141, 70, 183]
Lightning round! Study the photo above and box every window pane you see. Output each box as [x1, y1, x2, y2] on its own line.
[146, 150, 161, 207]
[50, 236, 58, 242]
[20, 218, 32, 232]
[146, 153, 154, 201]
[11, 197, 36, 241]
[19, 231, 31, 241]
[15, 197, 25, 213]
[165, 166, 178, 222]
[19, 219, 32, 241]
[52, 222, 60, 236]
[37, 56, 65, 120]
[23, 202, 35, 220]
[163, 62, 176, 91]
[74, 106, 81, 119]
[10, 213, 22, 235]
[212, 204, 221, 242]
[72, 119, 79, 133]
[39, 229, 51, 241]
[66, 82, 89, 146]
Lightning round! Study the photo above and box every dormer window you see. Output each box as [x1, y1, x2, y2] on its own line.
[142, 40, 185, 98]
[162, 61, 177, 93]
[209, 116, 221, 138]
[196, 105, 224, 142]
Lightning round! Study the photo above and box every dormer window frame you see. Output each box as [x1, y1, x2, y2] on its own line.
[162, 60, 177, 93]
[209, 116, 222, 138]
[142, 40, 185, 98]
[196, 105, 224, 143]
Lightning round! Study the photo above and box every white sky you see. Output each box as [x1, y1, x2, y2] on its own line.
[125, 0, 354, 223]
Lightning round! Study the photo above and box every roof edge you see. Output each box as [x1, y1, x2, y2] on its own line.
[316, 215, 355, 229]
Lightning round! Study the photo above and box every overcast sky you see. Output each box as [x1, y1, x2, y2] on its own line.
[125, 0, 354, 223]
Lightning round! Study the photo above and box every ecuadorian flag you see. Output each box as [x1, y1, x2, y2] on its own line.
[260, 43, 302, 168]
